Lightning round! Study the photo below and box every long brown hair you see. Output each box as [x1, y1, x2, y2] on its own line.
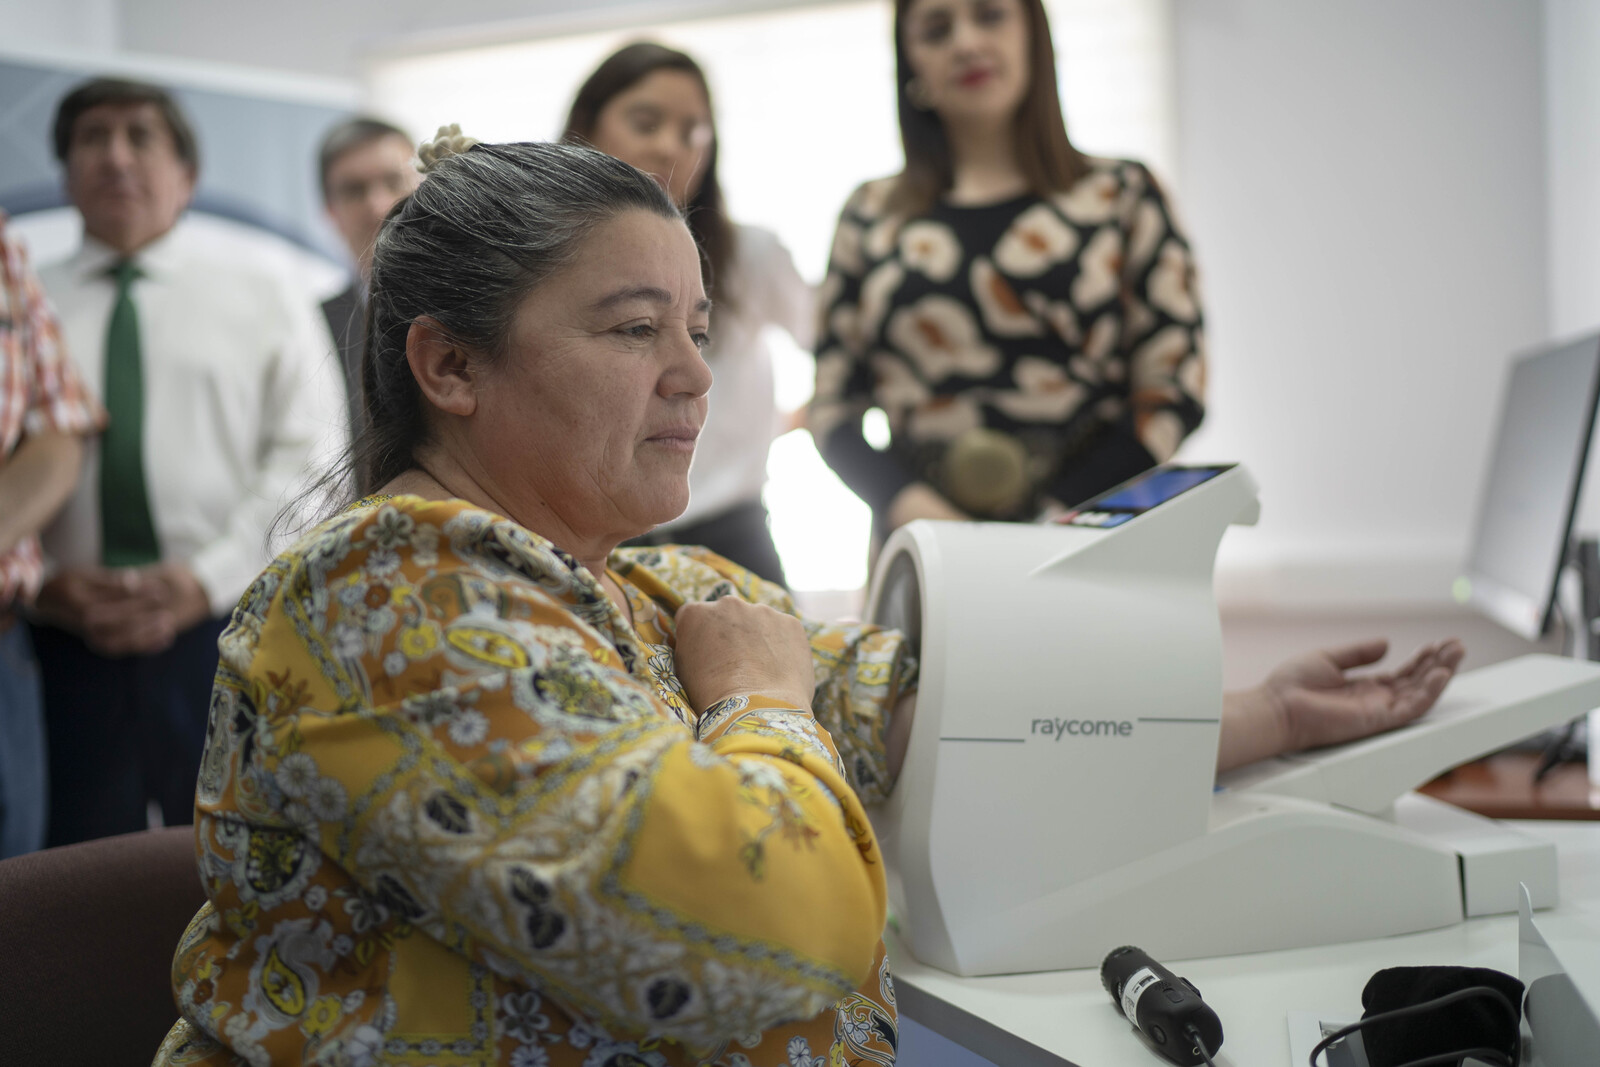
[563, 42, 738, 309]
[889, 0, 1090, 216]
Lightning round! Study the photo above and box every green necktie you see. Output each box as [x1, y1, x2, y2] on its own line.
[98, 260, 160, 567]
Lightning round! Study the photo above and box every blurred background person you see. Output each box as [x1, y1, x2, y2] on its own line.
[564, 42, 812, 588]
[30, 77, 345, 845]
[809, 0, 1206, 545]
[0, 212, 105, 858]
[317, 116, 419, 437]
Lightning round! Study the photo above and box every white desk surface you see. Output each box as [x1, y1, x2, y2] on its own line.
[887, 820, 1600, 1067]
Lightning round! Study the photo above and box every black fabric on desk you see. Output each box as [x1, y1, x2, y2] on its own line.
[1360, 965, 1524, 1067]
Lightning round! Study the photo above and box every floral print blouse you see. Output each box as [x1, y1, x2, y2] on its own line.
[154, 495, 916, 1067]
[809, 158, 1206, 528]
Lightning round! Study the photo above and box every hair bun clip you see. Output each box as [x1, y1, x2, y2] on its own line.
[417, 123, 480, 173]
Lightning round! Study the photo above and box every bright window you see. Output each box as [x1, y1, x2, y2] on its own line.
[370, 0, 1173, 600]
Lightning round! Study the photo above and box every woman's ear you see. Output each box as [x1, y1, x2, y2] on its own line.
[406, 317, 477, 417]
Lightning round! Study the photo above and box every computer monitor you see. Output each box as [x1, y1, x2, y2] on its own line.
[1462, 331, 1600, 641]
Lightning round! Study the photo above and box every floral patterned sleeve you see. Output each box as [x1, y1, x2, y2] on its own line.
[1118, 162, 1206, 463]
[809, 181, 917, 521]
[167, 498, 891, 1065]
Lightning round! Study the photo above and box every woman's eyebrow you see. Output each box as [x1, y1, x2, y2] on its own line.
[593, 285, 673, 310]
[591, 287, 714, 315]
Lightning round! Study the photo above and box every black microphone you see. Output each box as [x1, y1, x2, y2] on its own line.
[1101, 945, 1225, 1066]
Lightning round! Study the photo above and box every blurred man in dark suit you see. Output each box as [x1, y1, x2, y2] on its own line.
[317, 118, 418, 436]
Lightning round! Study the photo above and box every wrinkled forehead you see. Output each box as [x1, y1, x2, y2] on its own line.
[528, 210, 710, 319]
[900, 0, 952, 23]
[329, 132, 416, 176]
[612, 70, 712, 117]
[902, 0, 1024, 28]
[70, 101, 181, 152]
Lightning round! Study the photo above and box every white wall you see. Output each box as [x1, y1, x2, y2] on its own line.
[1, 0, 789, 77]
[115, 0, 822, 79]
[1544, 0, 1600, 545]
[1173, 0, 1549, 611]
[1, 0, 120, 53]
[1544, 0, 1600, 340]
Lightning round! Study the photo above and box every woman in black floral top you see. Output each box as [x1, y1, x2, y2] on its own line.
[810, 0, 1205, 537]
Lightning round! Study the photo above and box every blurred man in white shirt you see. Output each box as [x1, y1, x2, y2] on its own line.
[32, 77, 345, 844]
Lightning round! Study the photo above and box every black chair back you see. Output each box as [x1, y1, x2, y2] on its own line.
[0, 828, 205, 1067]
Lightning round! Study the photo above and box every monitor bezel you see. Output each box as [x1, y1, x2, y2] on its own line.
[1463, 332, 1600, 642]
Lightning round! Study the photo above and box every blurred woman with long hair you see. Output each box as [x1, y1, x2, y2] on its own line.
[811, 0, 1206, 542]
[566, 42, 811, 587]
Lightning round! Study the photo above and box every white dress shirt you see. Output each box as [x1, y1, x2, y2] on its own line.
[38, 220, 347, 615]
[663, 224, 814, 530]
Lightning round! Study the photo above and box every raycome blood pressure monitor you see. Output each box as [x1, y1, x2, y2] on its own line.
[866, 464, 1600, 977]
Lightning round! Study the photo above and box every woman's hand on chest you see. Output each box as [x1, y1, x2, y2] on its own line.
[672, 596, 815, 715]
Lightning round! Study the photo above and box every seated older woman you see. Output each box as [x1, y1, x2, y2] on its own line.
[155, 135, 1462, 1067]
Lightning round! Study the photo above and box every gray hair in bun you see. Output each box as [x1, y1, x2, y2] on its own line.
[351, 136, 681, 493]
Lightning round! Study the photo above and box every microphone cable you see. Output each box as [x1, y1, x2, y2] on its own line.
[1184, 1024, 1219, 1067]
[1307, 984, 1517, 1067]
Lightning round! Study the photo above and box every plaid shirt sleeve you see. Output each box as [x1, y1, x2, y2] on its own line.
[1, 218, 107, 605]
[1, 224, 106, 444]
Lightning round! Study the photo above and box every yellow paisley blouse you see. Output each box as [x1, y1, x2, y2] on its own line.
[154, 495, 916, 1067]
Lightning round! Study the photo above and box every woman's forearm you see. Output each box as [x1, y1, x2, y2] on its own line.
[886, 690, 917, 784]
[1216, 686, 1289, 774]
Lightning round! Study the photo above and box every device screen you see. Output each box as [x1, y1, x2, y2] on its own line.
[1463, 331, 1600, 639]
[1053, 465, 1232, 529]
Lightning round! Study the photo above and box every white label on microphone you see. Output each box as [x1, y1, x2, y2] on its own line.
[1120, 966, 1159, 1023]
